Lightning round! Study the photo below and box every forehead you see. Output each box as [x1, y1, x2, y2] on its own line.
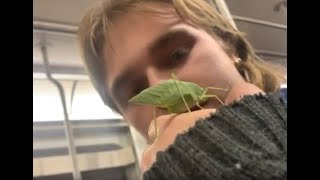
[102, 3, 181, 90]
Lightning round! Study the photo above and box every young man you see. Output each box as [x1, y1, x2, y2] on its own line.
[78, 0, 287, 179]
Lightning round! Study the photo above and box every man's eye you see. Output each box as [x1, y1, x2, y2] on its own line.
[131, 87, 142, 97]
[171, 47, 189, 61]
[128, 85, 146, 101]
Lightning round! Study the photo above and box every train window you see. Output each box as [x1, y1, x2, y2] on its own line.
[33, 79, 122, 122]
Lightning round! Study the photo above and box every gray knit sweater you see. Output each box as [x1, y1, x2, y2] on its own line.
[143, 93, 287, 180]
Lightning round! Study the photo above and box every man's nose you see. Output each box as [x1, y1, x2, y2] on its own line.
[146, 67, 171, 116]
[146, 67, 168, 87]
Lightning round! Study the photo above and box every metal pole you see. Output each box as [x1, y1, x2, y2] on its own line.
[256, 49, 287, 58]
[33, 28, 77, 37]
[232, 15, 287, 30]
[69, 80, 78, 115]
[213, 0, 238, 30]
[33, 20, 77, 37]
[40, 43, 82, 180]
[33, 20, 78, 33]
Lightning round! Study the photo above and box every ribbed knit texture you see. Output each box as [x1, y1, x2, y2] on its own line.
[143, 93, 287, 180]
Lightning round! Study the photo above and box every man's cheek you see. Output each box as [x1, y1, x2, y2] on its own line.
[141, 145, 156, 174]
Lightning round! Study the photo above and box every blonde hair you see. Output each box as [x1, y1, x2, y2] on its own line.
[78, 0, 285, 112]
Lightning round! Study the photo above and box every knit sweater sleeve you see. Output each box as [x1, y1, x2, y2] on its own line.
[143, 93, 287, 180]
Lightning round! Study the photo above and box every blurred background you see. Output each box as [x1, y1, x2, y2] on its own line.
[33, 0, 287, 180]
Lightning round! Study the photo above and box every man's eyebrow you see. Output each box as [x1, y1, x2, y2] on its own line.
[111, 68, 132, 99]
[111, 29, 189, 99]
[149, 28, 189, 52]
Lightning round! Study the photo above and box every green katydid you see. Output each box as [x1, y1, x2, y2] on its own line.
[128, 73, 228, 138]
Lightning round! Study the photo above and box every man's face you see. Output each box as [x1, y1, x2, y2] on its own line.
[102, 3, 244, 139]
